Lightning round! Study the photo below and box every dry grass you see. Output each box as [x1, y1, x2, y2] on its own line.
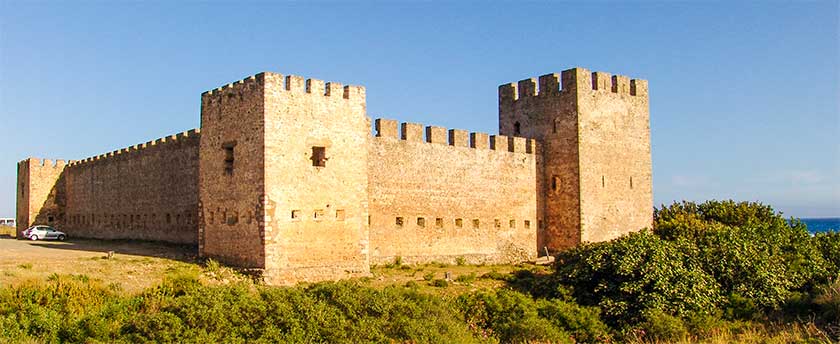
[364, 260, 548, 296]
[0, 225, 15, 237]
[626, 321, 834, 343]
[0, 238, 200, 294]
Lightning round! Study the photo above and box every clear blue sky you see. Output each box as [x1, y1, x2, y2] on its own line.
[1, 1, 837, 218]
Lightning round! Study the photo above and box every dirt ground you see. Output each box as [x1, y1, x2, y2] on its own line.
[0, 235, 548, 295]
[0, 236, 198, 293]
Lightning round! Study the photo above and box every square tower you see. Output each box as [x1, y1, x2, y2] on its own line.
[16, 158, 67, 236]
[499, 68, 652, 252]
[199, 72, 370, 284]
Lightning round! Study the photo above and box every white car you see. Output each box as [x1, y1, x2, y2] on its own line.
[22, 226, 66, 241]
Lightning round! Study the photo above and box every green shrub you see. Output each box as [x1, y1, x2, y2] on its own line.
[812, 279, 840, 324]
[655, 200, 828, 305]
[638, 308, 688, 341]
[480, 271, 512, 282]
[555, 230, 721, 326]
[456, 256, 466, 266]
[458, 290, 573, 343]
[455, 273, 476, 284]
[422, 272, 435, 281]
[813, 232, 840, 278]
[0, 277, 482, 343]
[537, 298, 611, 343]
[431, 279, 449, 288]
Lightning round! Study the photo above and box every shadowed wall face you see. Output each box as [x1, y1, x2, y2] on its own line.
[62, 132, 200, 244]
[199, 75, 267, 269]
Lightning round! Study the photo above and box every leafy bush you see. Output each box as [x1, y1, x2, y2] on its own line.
[455, 273, 476, 284]
[457, 289, 574, 343]
[555, 230, 721, 326]
[638, 308, 688, 341]
[655, 200, 828, 302]
[431, 279, 449, 288]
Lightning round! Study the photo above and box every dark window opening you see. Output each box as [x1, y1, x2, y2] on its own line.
[510, 219, 516, 228]
[553, 120, 558, 133]
[551, 176, 560, 192]
[494, 219, 501, 228]
[166, 213, 171, 224]
[524, 220, 531, 229]
[314, 209, 324, 221]
[435, 218, 444, 228]
[223, 141, 236, 175]
[396, 217, 404, 227]
[417, 217, 425, 227]
[455, 218, 463, 228]
[311, 146, 326, 167]
[47, 215, 54, 223]
[514, 121, 521, 135]
[602, 175, 606, 188]
[472, 219, 480, 229]
[630, 176, 634, 189]
[336, 209, 345, 221]
[292, 210, 301, 220]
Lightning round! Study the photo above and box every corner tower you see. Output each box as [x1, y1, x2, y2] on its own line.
[16, 158, 67, 236]
[499, 68, 652, 252]
[199, 72, 370, 284]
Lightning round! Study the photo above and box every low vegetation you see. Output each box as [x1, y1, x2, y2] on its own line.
[0, 200, 837, 343]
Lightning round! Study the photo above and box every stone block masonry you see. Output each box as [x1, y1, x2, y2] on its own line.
[17, 66, 652, 285]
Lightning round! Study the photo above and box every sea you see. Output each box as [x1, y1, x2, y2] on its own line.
[799, 217, 840, 235]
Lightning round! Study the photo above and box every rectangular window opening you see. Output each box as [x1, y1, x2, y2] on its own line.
[291, 210, 301, 220]
[602, 175, 606, 188]
[311, 146, 326, 167]
[494, 219, 501, 228]
[336, 209, 345, 221]
[396, 217, 404, 227]
[417, 217, 426, 227]
[223, 141, 236, 175]
[455, 218, 463, 228]
[509, 219, 516, 228]
[314, 209, 325, 221]
[524, 220, 531, 229]
[435, 217, 443, 228]
[472, 219, 480, 229]
[551, 176, 560, 192]
[630, 176, 634, 189]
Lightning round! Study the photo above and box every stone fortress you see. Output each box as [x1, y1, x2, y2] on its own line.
[16, 67, 652, 285]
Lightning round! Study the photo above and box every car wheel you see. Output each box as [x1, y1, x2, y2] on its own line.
[57, 235, 66, 241]
[30, 235, 38, 241]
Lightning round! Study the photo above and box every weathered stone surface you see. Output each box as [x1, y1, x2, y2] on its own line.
[499, 68, 652, 252]
[16, 66, 652, 284]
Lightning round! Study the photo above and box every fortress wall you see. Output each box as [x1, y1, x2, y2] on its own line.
[368, 119, 539, 265]
[16, 158, 67, 235]
[62, 130, 200, 244]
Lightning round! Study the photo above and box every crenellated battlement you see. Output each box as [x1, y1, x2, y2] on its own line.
[372, 118, 536, 154]
[499, 67, 648, 104]
[17, 157, 70, 169]
[67, 129, 200, 167]
[202, 72, 365, 102]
